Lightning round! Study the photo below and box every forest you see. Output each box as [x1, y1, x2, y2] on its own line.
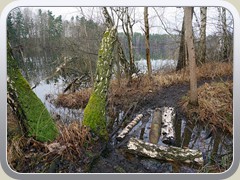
[7, 7, 233, 173]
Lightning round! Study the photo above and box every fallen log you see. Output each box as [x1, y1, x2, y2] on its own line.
[161, 107, 176, 145]
[149, 108, 162, 144]
[116, 114, 143, 141]
[126, 137, 203, 166]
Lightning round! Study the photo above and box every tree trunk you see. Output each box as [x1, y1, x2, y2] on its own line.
[199, 7, 207, 65]
[126, 8, 135, 76]
[126, 137, 203, 165]
[7, 42, 58, 142]
[102, 7, 131, 78]
[160, 107, 176, 145]
[176, 15, 186, 71]
[117, 114, 143, 141]
[144, 7, 152, 78]
[221, 8, 228, 60]
[149, 108, 162, 144]
[184, 7, 198, 105]
[83, 27, 117, 141]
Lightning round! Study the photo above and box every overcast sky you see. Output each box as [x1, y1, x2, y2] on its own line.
[26, 6, 233, 35]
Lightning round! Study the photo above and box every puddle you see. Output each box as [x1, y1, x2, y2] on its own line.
[112, 109, 233, 172]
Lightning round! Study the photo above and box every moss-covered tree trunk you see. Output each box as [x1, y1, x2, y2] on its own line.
[7, 42, 58, 142]
[83, 27, 117, 141]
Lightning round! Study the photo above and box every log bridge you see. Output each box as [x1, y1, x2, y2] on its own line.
[116, 107, 204, 166]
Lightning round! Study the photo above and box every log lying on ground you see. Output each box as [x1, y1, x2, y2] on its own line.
[161, 107, 176, 145]
[126, 137, 203, 166]
[149, 108, 162, 144]
[116, 114, 143, 141]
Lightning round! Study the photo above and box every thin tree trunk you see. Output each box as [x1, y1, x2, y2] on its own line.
[176, 15, 186, 71]
[184, 7, 198, 105]
[199, 7, 207, 65]
[144, 7, 152, 78]
[222, 8, 228, 60]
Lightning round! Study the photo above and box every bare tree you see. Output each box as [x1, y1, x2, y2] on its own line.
[199, 7, 207, 65]
[176, 14, 186, 71]
[144, 7, 152, 78]
[102, 7, 131, 79]
[184, 7, 198, 105]
[119, 7, 137, 75]
[221, 8, 228, 60]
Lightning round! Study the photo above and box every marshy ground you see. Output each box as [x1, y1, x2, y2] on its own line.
[7, 62, 233, 173]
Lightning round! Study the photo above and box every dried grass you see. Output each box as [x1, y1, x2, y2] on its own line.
[7, 118, 95, 172]
[54, 62, 232, 114]
[179, 81, 233, 134]
[55, 88, 92, 109]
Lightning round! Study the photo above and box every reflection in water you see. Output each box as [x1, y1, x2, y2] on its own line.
[26, 54, 232, 172]
[117, 109, 232, 169]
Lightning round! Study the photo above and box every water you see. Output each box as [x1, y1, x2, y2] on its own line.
[135, 59, 177, 73]
[33, 77, 84, 124]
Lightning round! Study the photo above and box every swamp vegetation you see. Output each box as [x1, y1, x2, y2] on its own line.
[7, 7, 233, 173]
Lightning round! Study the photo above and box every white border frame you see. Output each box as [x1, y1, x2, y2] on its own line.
[0, 0, 239, 179]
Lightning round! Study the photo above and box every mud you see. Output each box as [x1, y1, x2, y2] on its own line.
[89, 75, 233, 173]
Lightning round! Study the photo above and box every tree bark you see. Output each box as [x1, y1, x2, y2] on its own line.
[160, 107, 176, 145]
[7, 42, 58, 142]
[199, 7, 207, 65]
[126, 137, 203, 165]
[221, 8, 228, 60]
[83, 27, 117, 140]
[144, 7, 152, 78]
[117, 114, 143, 141]
[102, 7, 131, 77]
[184, 7, 198, 105]
[176, 15, 186, 71]
[149, 108, 162, 144]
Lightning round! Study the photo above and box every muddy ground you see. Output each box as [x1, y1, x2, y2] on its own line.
[89, 75, 233, 173]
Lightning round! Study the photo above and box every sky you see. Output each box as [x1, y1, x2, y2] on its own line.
[26, 6, 233, 35]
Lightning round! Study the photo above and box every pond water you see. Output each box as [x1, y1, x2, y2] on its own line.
[33, 59, 177, 123]
[136, 59, 177, 73]
[30, 58, 232, 173]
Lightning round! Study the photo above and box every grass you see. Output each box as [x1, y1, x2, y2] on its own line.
[7, 61, 233, 173]
[7, 109, 97, 173]
[55, 62, 232, 112]
[179, 81, 233, 135]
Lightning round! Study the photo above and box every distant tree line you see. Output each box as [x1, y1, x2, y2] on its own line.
[7, 7, 233, 82]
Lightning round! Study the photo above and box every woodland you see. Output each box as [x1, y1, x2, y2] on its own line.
[7, 7, 233, 173]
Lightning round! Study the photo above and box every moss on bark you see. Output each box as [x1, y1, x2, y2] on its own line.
[83, 27, 117, 141]
[7, 43, 58, 142]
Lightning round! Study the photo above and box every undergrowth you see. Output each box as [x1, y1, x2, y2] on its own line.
[55, 62, 232, 112]
[179, 81, 233, 135]
[7, 110, 100, 173]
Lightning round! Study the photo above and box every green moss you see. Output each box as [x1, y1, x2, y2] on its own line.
[83, 92, 108, 140]
[7, 43, 58, 142]
[82, 27, 117, 141]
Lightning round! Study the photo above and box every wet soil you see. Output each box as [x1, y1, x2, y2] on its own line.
[89, 75, 233, 173]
